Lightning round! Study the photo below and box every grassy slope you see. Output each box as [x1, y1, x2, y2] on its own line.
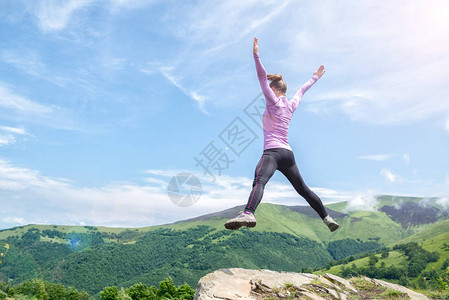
[421, 231, 449, 271]
[0, 200, 422, 247]
[393, 219, 449, 245]
[161, 203, 333, 244]
[165, 201, 417, 246]
[319, 218, 449, 275]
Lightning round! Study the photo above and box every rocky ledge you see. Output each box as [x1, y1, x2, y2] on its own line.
[194, 268, 429, 300]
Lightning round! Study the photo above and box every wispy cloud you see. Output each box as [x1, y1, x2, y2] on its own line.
[154, 0, 293, 111]
[171, 0, 291, 46]
[358, 154, 394, 161]
[33, 0, 93, 32]
[25, 0, 158, 33]
[0, 50, 70, 87]
[0, 50, 46, 77]
[0, 126, 29, 135]
[159, 66, 208, 114]
[0, 80, 83, 132]
[0, 83, 54, 115]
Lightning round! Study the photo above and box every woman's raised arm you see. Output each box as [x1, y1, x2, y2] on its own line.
[290, 65, 325, 110]
[253, 37, 278, 105]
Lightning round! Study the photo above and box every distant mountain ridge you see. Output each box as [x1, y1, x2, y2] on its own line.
[380, 201, 449, 228]
[0, 195, 448, 296]
[173, 204, 347, 224]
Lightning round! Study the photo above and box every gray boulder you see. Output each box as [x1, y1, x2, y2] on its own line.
[194, 268, 429, 299]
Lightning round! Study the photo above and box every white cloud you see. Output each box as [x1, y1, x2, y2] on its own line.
[0, 83, 53, 115]
[344, 191, 379, 212]
[380, 169, 399, 183]
[0, 126, 30, 147]
[0, 126, 28, 135]
[436, 197, 449, 210]
[358, 154, 394, 161]
[0, 134, 15, 147]
[33, 0, 93, 32]
[0, 159, 353, 229]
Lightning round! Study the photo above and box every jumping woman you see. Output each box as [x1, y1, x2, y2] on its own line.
[224, 38, 340, 232]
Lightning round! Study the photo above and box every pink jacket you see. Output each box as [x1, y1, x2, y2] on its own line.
[254, 53, 319, 151]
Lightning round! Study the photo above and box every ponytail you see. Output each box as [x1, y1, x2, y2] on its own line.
[267, 74, 283, 81]
[267, 73, 287, 94]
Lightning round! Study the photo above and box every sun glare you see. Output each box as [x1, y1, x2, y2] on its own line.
[410, 0, 449, 51]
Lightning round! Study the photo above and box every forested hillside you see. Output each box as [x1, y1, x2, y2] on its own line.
[0, 197, 448, 297]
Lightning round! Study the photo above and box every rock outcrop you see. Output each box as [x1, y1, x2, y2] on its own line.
[194, 268, 429, 300]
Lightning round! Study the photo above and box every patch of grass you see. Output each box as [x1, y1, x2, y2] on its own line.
[380, 289, 408, 298]
[349, 277, 409, 299]
[416, 288, 449, 299]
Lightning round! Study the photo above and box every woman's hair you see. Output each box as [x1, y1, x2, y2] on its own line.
[267, 74, 287, 94]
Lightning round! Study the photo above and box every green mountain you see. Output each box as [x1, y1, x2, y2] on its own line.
[318, 214, 449, 297]
[0, 195, 447, 296]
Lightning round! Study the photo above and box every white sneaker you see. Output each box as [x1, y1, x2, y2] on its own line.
[323, 215, 340, 232]
[224, 211, 256, 230]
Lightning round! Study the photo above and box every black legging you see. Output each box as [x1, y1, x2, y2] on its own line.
[244, 148, 328, 219]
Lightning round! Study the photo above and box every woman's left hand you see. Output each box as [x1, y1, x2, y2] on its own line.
[314, 65, 325, 79]
[253, 37, 259, 54]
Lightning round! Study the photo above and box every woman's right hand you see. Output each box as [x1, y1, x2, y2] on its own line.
[253, 37, 259, 54]
[314, 65, 325, 79]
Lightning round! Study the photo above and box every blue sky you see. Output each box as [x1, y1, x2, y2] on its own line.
[0, 0, 449, 229]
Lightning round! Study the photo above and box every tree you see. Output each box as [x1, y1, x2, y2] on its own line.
[12, 280, 47, 300]
[442, 259, 449, 270]
[101, 286, 119, 300]
[45, 282, 66, 300]
[158, 277, 177, 297]
[175, 283, 195, 299]
[368, 255, 379, 266]
[126, 283, 155, 300]
[67, 287, 88, 300]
